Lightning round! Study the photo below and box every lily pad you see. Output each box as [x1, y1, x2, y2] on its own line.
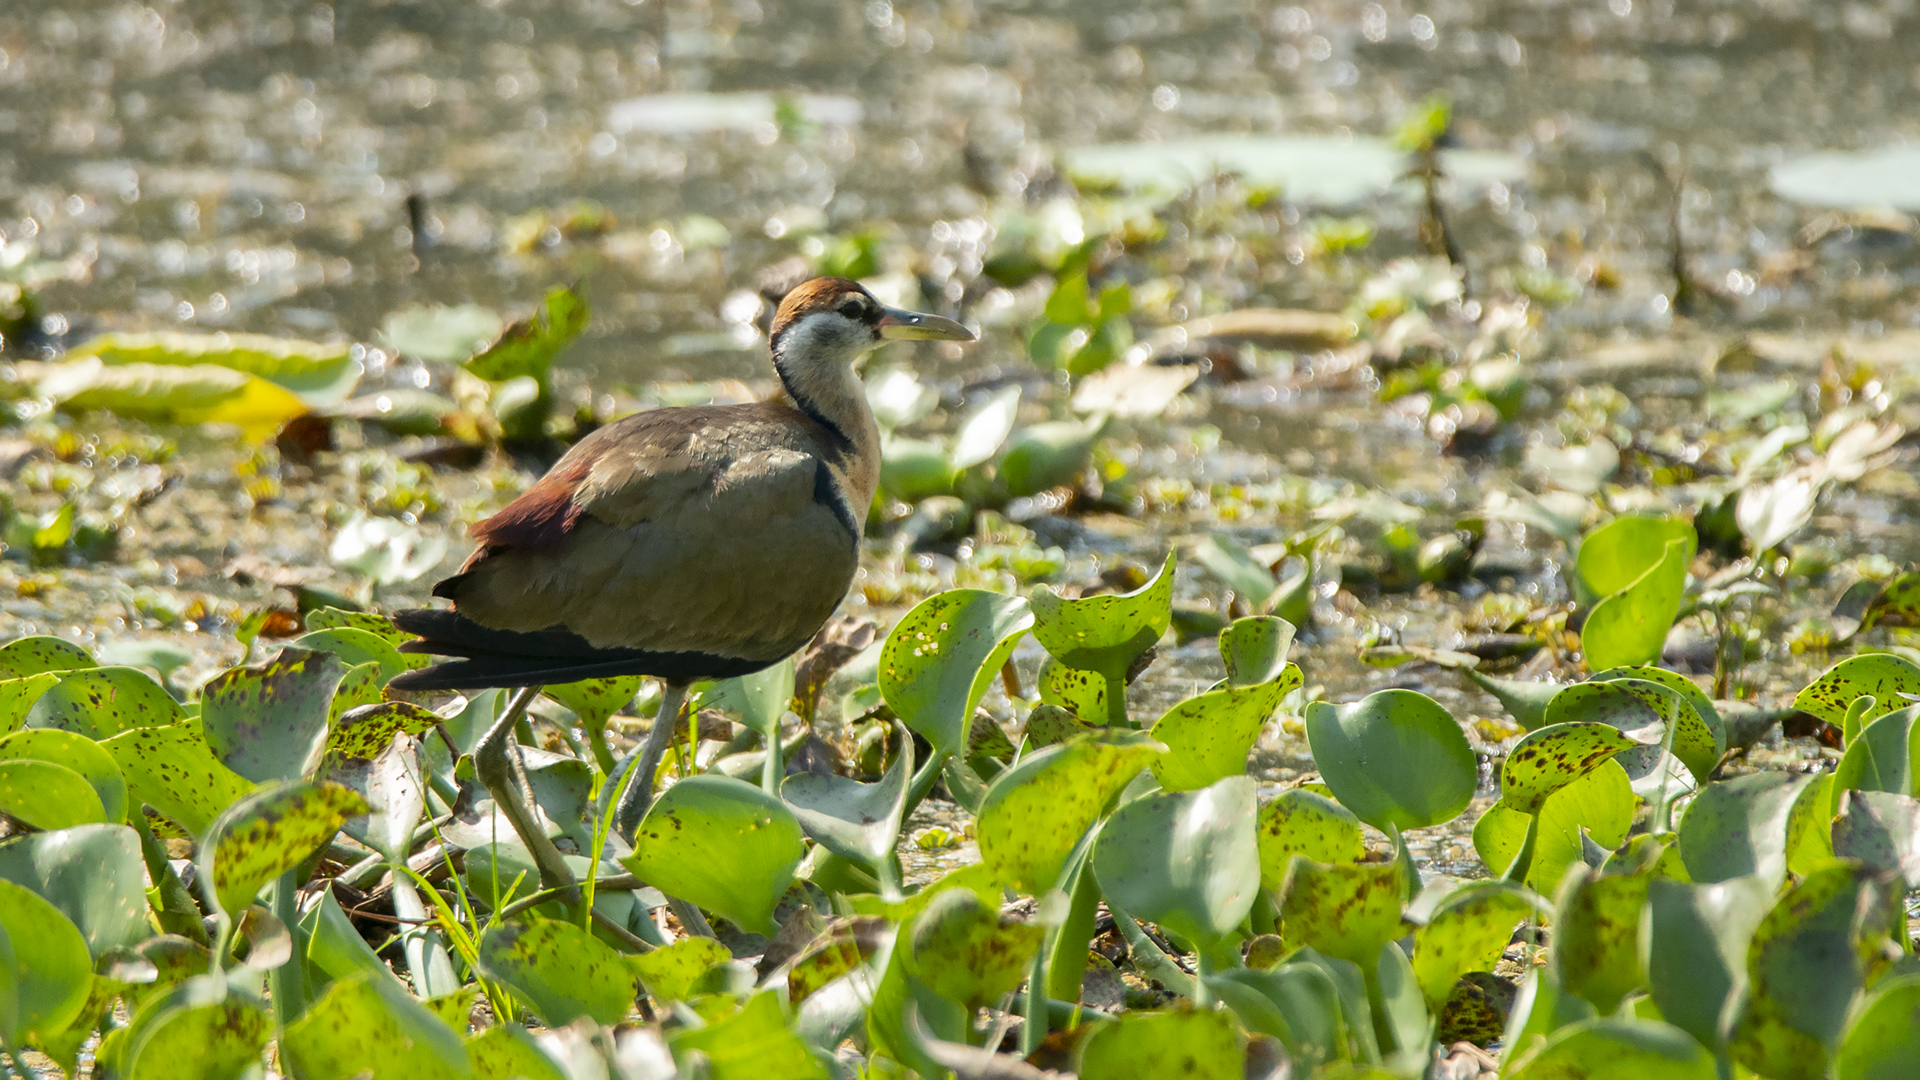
[622, 774, 807, 934]
[475, 918, 641, 1026]
[976, 731, 1162, 893]
[879, 589, 1032, 755]
[1093, 775, 1260, 948]
[1304, 688, 1477, 831]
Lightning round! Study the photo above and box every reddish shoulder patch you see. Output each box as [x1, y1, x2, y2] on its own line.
[470, 455, 593, 551]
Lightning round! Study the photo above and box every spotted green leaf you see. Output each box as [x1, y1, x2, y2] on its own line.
[1644, 875, 1774, 1051]
[1149, 674, 1294, 791]
[302, 888, 392, 986]
[0, 879, 91, 1046]
[0, 637, 96, 680]
[1036, 657, 1108, 721]
[0, 728, 126, 823]
[200, 780, 367, 919]
[621, 774, 806, 935]
[465, 284, 589, 383]
[318, 701, 441, 772]
[904, 887, 1044, 1012]
[1836, 974, 1920, 1080]
[0, 759, 104, 830]
[1029, 552, 1174, 706]
[1832, 789, 1920, 890]
[630, 936, 731, 1005]
[466, 1024, 567, 1080]
[976, 731, 1162, 893]
[113, 978, 273, 1080]
[1473, 760, 1635, 894]
[280, 971, 471, 1080]
[1498, 722, 1639, 816]
[1793, 653, 1920, 730]
[1553, 865, 1651, 1014]
[1276, 856, 1407, 969]
[1830, 705, 1917, 807]
[543, 675, 641, 735]
[99, 725, 254, 837]
[1255, 787, 1364, 890]
[1676, 770, 1819, 891]
[1588, 665, 1724, 741]
[878, 589, 1032, 755]
[1076, 997, 1246, 1080]
[1506, 1018, 1716, 1079]
[1412, 880, 1547, 1008]
[26, 666, 183, 739]
[1094, 776, 1259, 948]
[1304, 688, 1476, 830]
[1582, 538, 1688, 671]
[293, 627, 410, 680]
[1220, 615, 1297, 687]
[0, 673, 59, 736]
[475, 918, 640, 1026]
[1545, 679, 1722, 788]
[327, 662, 386, 729]
[202, 647, 347, 784]
[669, 990, 829, 1080]
[303, 607, 414, 647]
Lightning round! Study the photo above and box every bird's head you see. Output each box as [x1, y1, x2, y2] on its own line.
[769, 277, 974, 369]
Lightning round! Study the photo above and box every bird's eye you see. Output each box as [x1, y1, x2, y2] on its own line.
[837, 300, 866, 319]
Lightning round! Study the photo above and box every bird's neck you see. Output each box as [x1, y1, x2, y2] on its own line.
[772, 343, 881, 507]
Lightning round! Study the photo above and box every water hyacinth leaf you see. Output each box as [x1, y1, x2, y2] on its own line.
[1832, 789, 1920, 889]
[782, 720, 911, 875]
[381, 303, 504, 364]
[0, 637, 97, 680]
[879, 589, 1033, 755]
[1544, 679, 1720, 788]
[302, 608, 413, 648]
[621, 774, 806, 934]
[330, 513, 450, 586]
[1575, 515, 1696, 602]
[1463, 669, 1559, 731]
[1001, 417, 1103, 497]
[293, 628, 410, 680]
[26, 666, 184, 739]
[201, 647, 347, 784]
[1793, 653, 1920, 729]
[1148, 676, 1293, 791]
[1193, 536, 1281, 607]
[34, 358, 311, 442]
[1553, 866, 1651, 1015]
[1276, 856, 1407, 969]
[0, 759, 104, 830]
[1220, 616, 1296, 687]
[1835, 974, 1920, 1080]
[1037, 658, 1108, 721]
[543, 675, 641, 736]
[1644, 876, 1775, 1051]
[630, 936, 731, 1005]
[1075, 1006, 1246, 1080]
[1206, 964, 1347, 1073]
[904, 887, 1044, 1011]
[1256, 787, 1365, 888]
[466, 1024, 568, 1080]
[201, 781, 368, 919]
[949, 384, 1021, 471]
[1473, 760, 1635, 894]
[1581, 538, 1688, 671]
[1786, 772, 1839, 878]
[705, 656, 796, 739]
[866, 367, 939, 431]
[475, 919, 640, 1026]
[1729, 864, 1899, 1080]
[669, 990, 829, 1080]
[303, 888, 392, 986]
[1505, 1018, 1716, 1079]
[1030, 551, 1175, 692]
[976, 731, 1161, 893]
[281, 971, 471, 1080]
[116, 985, 273, 1080]
[100, 725, 255, 837]
[1093, 776, 1260, 947]
[0, 673, 59, 735]
[319, 701, 442, 773]
[1498, 722, 1638, 816]
[1304, 688, 1477, 830]
[1829, 705, 1917, 804]
[1676, 770, 1817, 890]
[326, 662, 385, 728]
[0, 879, 91, 1045]
[68, 330, 359, 405]
[464, 284, 589, 382]
[1412, 880, 1546, 1007]
[1588, 665, 1725, 740]
[880, 436, 953, 501]
[0, 824, 149, 957]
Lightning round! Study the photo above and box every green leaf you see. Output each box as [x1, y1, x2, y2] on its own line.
[294, 628, 410, 680]
[1094, 776, 1260, 948]
[0, 824, 149, 957]
[621, 774, 806, 934]
[1831, 705, 1918, 803]
[0, 759, 104, 830]
[69, 330, 359, 405]
[1644, 875, 1774, 1051]
[318, 701, 442, 774]
[1506, 1018, 1716, 1079]
[878, 589, 1032, 755]
[1000, 418, 1104, 498]
[1412, 880, 1546, 1007]
[1207, 964, 1348, 1073]
[1676, 770, 1820, 891]
[0, 636, 97, 680]
[1030, 552, 1174, 699]
[1553, 865, 1651, 1014]
[0, 728, 127, 822]
[1149, 675, 1294, 791]
[543, 675, 641, 736]
[1544, 679, 1722, 789]
[381, 304, 504, 365]
[951, 385, 1022, 472]
[1256, 788, 1364, 889]
[880, 436, 954, 501]
[1276, 856, 1407, 969]
[115, 978, 273, 1080]
[0, 674, 60, 736]
[1303, 688, 1477, 830]
[1588, 665, 1725, 740]
[705, 657, 796, 739]
[1037, 658, 1108, 721]
[631, 936, 732, 1005]
[201, 647, 347, 784]
[34, 358, 312, 441]
[1832, 789, 1920, 890]
[1836, 974, 1920, 1080]
[1473, 760, 1635, 894]
[1193, 536, 1280, 607]
[302, 888, 392, 986]
[465, 285, 589, 382]
[1582, 538, 1689, 670]
[904, 887, 1044, 1012]
[1220, 616, 1296, 687]
[26, 666, 183, 738]
[1496, 722, 1639, 816]
[467, 1024, 567, 1080]
[0, 879, 91, 1045]
[1576, 515, 1696, 601]
[783, 720, 911, 878]
[281, 971, 472, 1080]
[670, 990, 829, 1080]
[99, 726, 255, 837]
[200, 780, 367, 919]
[475, 918, 640, 1026]
[976, 731, 1162, 893]
[1462, 669, 1559, 730]
[1794, 653, 1920, 730]
[1729, 864, 1899, 1080]
[1076, 1006, 1246, 1080]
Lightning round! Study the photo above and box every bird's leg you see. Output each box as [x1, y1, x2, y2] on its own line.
[473, 684, 579, 898]
[611, 679, 690, 841]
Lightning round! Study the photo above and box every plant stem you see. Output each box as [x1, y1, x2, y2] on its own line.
[1361, 960, 1397, 1057]
[1105, 673, 1129, 727]
[901, 747, 951, 822]
[761, 718, 782, 797]
[268, 870, 309, 1026]
[1503, 811, 1543, 884]
[1110, 904, 1196, 997]
[612, 679, 690, 841]
[1043, 864, 1100, 1003]
[472, 684, 577, 898]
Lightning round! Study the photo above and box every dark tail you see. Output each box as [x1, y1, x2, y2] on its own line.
[387, 608, 770, 691]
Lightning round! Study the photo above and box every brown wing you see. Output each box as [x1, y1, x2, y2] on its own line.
[437, 403, 861, 664]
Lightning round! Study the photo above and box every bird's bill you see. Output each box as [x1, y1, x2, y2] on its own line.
[876, 306, 975, 341]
